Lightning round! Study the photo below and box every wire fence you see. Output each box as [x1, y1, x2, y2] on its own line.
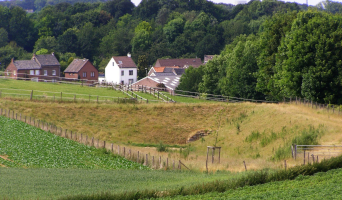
[173, 90, 278, 103]
[0, 88, 137, 104]
[0, 107, 189, 170]
[292, 144, 342, 165]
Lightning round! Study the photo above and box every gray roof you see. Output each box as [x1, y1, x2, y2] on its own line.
[156, 58, 202, 68]
[34, 54, 60, 66]
[13, 60, 40, 70]
[149, 76, 181, 91]
[163, 68, 174, 73]
[173, 68, 185, 75]
[64, 59, 88, 73]
[151, 72, 176, 76]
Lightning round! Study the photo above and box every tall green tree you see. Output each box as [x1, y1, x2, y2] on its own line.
[274, 11, 342, 103]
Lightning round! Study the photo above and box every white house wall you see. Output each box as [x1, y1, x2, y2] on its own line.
[105, 57, 137, 84]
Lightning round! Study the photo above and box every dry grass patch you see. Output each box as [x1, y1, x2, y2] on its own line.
[2, 99, 342, 171]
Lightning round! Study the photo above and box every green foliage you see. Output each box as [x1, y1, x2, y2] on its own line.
[245, 131, 261, 142]
[272, 126, 323, 161]
[177, 66, 205, 92]
[0, 116, 147, 169]
[156, 142, 168, 152]
[0, 28, 8, 48]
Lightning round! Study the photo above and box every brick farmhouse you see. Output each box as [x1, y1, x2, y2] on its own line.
[5, 53, 60, 82]
[64, 58, 98, 82]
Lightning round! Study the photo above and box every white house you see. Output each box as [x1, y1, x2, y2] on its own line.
[105, 53, 137, 85]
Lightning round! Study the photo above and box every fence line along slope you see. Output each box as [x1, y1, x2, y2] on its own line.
[2, 98, 342, 171]
[0, 115, 147, 169]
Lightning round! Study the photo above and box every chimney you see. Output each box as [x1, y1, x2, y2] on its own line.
[127, 52, 131, 58]
[52, 52, 54, 56]
[11, 58, 14, 63]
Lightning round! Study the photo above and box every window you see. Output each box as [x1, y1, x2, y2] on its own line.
[69, 73, 72, 76]
[129, 70, 133, 75]
[83, 72, 87, 77]
[30, 70, 34, 75]
[129, 79, 133, 84]
[113, 62, 114, 66]
[44, 70, 47, 76]
[35, 70, 40, 75]
[91, 72, 95, 77]
[121, 70, 124, 76]
[52, 70, 56, 76]
[121, 80, 124, 85]
[13, 70, 16, 76]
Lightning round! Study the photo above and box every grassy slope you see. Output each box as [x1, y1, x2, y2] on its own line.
[159, 168, 342, 199]
[0, 116, 146, 169]
[2, 98, 342, 171]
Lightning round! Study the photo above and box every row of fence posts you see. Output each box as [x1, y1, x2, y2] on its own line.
[0, 90, 137, 104]
[288, 97, 341, 115]
[0, 108, 189, 170]
[292, 144, 320, 166]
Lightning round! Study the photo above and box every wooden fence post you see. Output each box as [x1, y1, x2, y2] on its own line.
[123, 147, 125, 157]
[137, 151, 139, 163]
[92, 137, 94, 146]
[294, 144, 297, 160]
[111, 143, 113, 152]
[118, 145, 120, 155]
[166, 158, 168, 169]
[103, 141, 106, 149]
[30, 90, 33, 100]
[243, 161, 247, 171]
[173, 160, 175, 170]
[159, 156, 162, 169]
[152, 156, 155, 168]
[304, 150, 306, 165]
[284, 160, 287, 170]
[61, 92, 62, 101]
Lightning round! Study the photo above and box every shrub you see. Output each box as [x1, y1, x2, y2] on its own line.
[156, 142, 168, 152]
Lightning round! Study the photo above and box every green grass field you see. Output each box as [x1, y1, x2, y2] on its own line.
[0, 115, 147, 169]
[158, 168, 342, 199]
[0, 79, 129, 101]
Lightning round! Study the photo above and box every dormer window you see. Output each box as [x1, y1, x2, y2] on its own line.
[118, 61, 122, 64]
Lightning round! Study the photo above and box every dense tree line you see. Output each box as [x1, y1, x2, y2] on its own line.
[1, 0, 342, 103]
[0, 0, 307, 72]
[178, 7, 342, 104]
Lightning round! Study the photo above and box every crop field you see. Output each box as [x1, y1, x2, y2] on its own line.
[158, 168, 342, 200]
[0, 115, 147, 169]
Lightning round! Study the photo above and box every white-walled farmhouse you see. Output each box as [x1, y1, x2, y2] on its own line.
[105, 53, 137, 85]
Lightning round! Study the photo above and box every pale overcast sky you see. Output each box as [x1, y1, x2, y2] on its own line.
[131, 0, 342, 6]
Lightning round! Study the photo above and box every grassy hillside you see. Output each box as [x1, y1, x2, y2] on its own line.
[0, 115, 146, 169]
[2, 96, 342, 171]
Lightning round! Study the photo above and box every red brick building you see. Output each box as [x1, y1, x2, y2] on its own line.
[5, 53, 60, 82]
[64, 59, 98, 82]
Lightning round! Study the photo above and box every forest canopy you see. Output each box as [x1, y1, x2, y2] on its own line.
[1, 0, 342, 103]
